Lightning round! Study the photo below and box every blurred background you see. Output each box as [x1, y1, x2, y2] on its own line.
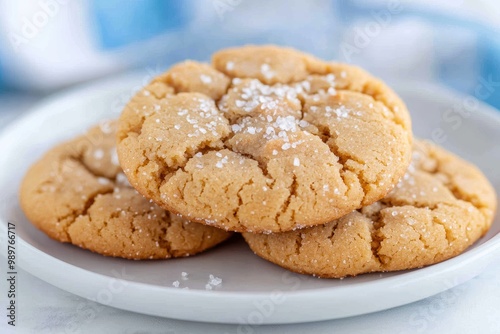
[0, 0, 499, 126]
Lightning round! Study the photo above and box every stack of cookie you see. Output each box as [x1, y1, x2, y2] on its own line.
[20, 46, 497, 278]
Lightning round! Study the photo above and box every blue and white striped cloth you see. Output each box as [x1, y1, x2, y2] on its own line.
[0, 0, 498, 110]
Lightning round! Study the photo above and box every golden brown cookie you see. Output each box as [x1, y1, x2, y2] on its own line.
[117, 45, 413, 233]
[243, 140, 497, 278]
[19, 121, 231, 259]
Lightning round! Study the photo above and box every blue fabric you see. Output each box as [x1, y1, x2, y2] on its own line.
[0, 57, 5, 93]
[479, 34, 500, 108]
[334, 0, 500, 110]
[89, 0, 188, 49]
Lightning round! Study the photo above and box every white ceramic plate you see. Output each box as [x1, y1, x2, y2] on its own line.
[0, 74, 499, 325]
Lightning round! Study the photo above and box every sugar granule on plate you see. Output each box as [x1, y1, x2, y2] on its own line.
[208, 274, 222, 286]
[204, 274, 222, 290]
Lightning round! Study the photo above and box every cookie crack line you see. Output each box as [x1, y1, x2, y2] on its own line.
[274, 174, 299, 231]
[72, 153, 112, 181]
[369, 223, 384, 266]
[294, 232, 304, 256]
[54, 155, 118, 242]
[62, 188, 115, 243]
[430, 216, 454, 245]
[438, 173, 492, 218]
[233, 178, 255, 227]
[158, 221, 174, 255]
[407, 142, 495, 219]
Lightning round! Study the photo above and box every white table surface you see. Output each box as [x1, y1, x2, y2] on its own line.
[1, 93, 499, 334]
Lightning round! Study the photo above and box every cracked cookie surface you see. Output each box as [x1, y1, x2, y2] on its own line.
[243, 140, 497, 278]
[19, 121, 231, 259]
[117, 45, 413, 233]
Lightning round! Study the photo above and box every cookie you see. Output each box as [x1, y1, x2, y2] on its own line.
[117, 45, 413, 233]
[243, 140, 497, 278]
[19, 121, 231, 260]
